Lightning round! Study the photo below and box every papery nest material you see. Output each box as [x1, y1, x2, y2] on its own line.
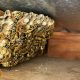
[0, 10, 54, 67]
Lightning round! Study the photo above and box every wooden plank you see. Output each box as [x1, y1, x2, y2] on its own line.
[48, 32, 80, 60]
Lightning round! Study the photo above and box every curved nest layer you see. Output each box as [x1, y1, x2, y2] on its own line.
[0, 10, 54, 67]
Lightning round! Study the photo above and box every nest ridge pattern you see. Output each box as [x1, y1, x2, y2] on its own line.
[0, 10, 54, 67]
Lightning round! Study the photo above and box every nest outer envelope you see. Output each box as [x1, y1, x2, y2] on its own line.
[0, 10, 54, 67]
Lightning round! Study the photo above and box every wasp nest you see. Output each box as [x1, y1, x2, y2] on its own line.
[0, 10, 54, 67]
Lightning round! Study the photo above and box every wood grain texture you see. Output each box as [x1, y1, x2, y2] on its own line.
[48, 32, 80, 60]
